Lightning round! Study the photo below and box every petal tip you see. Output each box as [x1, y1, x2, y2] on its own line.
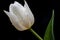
[24, 0, 27, 4]
[3, 10, 10, 16]
[14, 1, 18, 4]
[3, 10, 8, 13]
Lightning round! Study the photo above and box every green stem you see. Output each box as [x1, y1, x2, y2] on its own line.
[29, 28, 43, 40]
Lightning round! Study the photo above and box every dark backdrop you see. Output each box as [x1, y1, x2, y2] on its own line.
[0, 0, 59, 40]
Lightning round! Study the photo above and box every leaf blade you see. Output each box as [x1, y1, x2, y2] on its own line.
[44, 10, 55, 40]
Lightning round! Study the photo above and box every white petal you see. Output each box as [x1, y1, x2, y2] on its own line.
[4, 10, 12, 17]
[9, 4, 25, 23]
[9, 3, 31, 29]
[14, 1, 24, 9]
[9, 4, 25, 15]
[24, 1, 34, 26]
[4, 10, 28, 31]
[9, 1, 25, 16]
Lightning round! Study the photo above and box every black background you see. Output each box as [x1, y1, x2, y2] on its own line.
[0, 0, 59, 40]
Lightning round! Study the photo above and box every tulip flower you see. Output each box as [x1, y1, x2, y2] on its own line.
[4, 0, 43, 40]
[4, 1, 34, 31]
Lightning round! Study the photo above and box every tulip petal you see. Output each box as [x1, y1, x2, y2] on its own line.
[14, 1, 24, 9]
[24, 0, 34, 26]
[4, 10, 28, 31]
[9, 3, 31, 29]
[4, 10, 14, 18]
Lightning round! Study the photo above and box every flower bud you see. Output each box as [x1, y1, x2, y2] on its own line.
[4, 1, 34, 31]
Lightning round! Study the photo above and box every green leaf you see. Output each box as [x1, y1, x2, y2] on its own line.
[44, 10, 55, 40]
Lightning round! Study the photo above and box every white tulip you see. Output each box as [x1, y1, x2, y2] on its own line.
[4, 0, 34, 31]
